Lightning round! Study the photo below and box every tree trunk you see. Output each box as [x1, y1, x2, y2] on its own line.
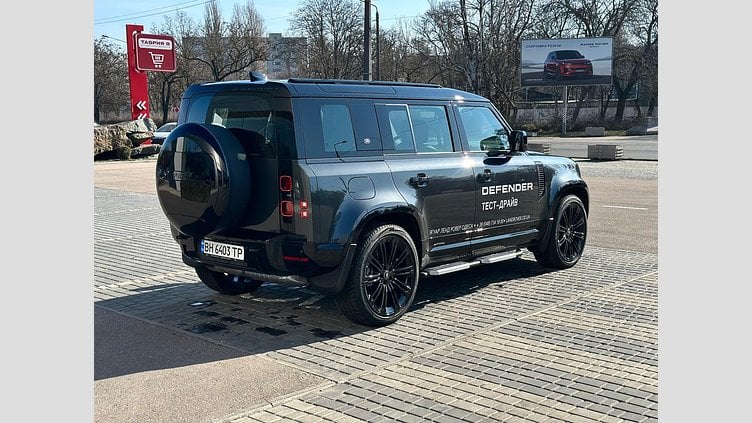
[572, 87, 594, 125]
[614, 97, 627, 122]
[647, 93, 657, 116]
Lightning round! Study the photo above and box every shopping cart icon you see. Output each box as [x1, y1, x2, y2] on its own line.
[149, 52, 165, 69]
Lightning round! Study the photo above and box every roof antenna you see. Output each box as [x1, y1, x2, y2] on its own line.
[249, 71, 267, 82]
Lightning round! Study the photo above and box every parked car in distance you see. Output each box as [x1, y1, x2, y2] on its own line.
[543, 50, 593, 79]
[151, 122, 177, 145]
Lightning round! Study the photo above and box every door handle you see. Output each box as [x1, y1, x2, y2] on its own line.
[477, 169, 493, 183]
[409, 173, 430, 187]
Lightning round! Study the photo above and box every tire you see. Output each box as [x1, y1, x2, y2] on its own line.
[336, 224, 419, 326]
[533, 194, 587, 269]
[155, 123, 251, 238]
[195, 266, 264, 295]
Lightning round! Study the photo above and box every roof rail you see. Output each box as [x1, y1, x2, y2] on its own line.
[287, 78, 441, 88]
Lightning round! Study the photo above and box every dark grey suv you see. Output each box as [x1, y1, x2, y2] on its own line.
[155, 77, 589, 326]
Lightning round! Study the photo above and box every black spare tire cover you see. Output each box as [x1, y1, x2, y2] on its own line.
[156, 123, 251, 237]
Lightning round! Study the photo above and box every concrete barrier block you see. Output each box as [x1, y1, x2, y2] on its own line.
[527, 143, 550, 155]
[587, 144, 623, 160]
[585, 126, 606, 136]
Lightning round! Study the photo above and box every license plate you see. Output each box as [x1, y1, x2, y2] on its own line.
[200, 239, 244, 261]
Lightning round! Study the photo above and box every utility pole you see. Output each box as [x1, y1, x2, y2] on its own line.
[374, 4, 380, 81]
[362, 0, 372, 80]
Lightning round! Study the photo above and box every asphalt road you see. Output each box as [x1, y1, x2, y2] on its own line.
[94, 150, 657, 422]
[536, 133, 658, 161]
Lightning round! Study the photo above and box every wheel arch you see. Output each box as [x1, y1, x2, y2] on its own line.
[535, 179, 589, 252]
[553, 182, 589, 216]
[351, 208, 423, 263]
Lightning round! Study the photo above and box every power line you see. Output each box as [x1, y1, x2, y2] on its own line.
[380, 15, 421, 21]
[94, 0, 213, 25]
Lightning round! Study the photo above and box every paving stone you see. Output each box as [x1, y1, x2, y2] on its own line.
[94, 179, 658, 423]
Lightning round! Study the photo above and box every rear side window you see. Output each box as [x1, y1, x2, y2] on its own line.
[456, 106, 509, 152]
[320, 104, 356, 153]
[298, 99, 382, 159]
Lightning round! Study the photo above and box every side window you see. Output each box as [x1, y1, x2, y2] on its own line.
[376, 105, 415, 152]
[376, 104, 454, 153]
[408, 105, 453, 153]
[350, 101, 383, 151]
[299, 99, 382, 158]
[456, 106, 509, 152]
[320, 104, 356, 153]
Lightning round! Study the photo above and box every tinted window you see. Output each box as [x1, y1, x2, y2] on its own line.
[377, 105, 415, 152]
[377, 104, 453, 153]
[299, 99, 383, 158]
[409, 105, 453, 153]
[321, 104, 356, 153]
[457, 106, 509, 152]
[183, 92, 295, 159]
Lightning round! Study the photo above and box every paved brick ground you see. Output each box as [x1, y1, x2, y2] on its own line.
[94, 166, 658, 422]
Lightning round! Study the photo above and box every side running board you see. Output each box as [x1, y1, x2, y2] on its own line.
[422, 250, 524, 277]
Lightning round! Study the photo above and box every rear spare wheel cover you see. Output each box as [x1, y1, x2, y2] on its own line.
[155, 123, 251, 237]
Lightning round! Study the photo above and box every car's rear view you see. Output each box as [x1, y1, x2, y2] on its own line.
[155, 81, 331, 295]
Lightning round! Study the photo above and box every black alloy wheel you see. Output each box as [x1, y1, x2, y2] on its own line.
[532, 195, 587, 269]
[555, 198, 587, 263]
[336, 225, 419, 326]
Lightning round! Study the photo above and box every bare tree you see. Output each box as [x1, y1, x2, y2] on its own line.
[377, 21, 438, 83]
[94, 37, 129, 123]
[415, 0, 535, 116]
[183, 0, 268, 81]
[148, 13, 196, 125]
[622, 0, 657, 118]
[289, 0, 363, 79]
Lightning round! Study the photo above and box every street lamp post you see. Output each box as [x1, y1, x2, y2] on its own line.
[374, 3, 380, 81]
[362, 0, 372, 80]
[361, 0, 380, 81]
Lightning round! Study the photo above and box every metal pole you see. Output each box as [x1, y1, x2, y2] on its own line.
[363, 0, 372, 80]
[375, 8, 380, 81]
[562, 85, 568, 135]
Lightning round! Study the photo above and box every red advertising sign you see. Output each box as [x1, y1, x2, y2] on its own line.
[134, 33, 176, 72]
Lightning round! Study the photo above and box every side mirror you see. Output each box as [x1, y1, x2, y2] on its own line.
[511, 130, 528, 152]
[480, 135, 503, 156]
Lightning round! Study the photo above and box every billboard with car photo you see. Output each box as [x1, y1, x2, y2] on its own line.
[520, 37, 613, 87]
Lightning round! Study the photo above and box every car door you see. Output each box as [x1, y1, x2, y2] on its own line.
[376, 102, 476, 262]
[453, 103, 542, 255]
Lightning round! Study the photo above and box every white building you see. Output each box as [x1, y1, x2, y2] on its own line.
[264, 33, 307, 79]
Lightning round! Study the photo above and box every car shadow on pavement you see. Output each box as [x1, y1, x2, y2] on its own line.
[95, 256, 555, 380]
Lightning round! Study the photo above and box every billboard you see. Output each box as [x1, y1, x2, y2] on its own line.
[520, 37, 613, 87]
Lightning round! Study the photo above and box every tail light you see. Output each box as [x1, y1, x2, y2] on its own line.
[279, 175, 293, 192]
[279, 174, 310, 220]
[280, 200, 294, 217]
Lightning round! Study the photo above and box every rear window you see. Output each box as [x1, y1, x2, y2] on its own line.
[183, 92, 296, 159]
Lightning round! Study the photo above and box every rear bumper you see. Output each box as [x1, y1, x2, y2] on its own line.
[175, 231, 356, 294]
